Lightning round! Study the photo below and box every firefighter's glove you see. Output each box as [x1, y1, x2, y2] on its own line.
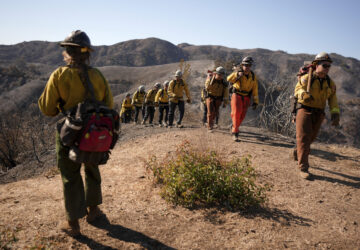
[186, 99, 191, 104]
[222, 103, 227, 108]
[331, 113, 340, 127]
[154, 102, 159, 107]
[301, 92, 314, 103]
[252, 103, 258, 110]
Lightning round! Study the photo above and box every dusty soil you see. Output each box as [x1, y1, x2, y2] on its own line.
[1, 123, 359, 249]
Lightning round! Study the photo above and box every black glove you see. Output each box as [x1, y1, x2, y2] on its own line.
[252, 103, 258, 110]
[186, 99, 191, 104]
[331, 113, 340, 126]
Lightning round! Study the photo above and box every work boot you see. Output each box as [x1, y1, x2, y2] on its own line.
[60, 220, 80, 237]
[141, 120, 146, 125]
[86, 206, 102, 223]
[232, 133, 239, 142]
[159, 123, 163, 127]
[163, 122, 168, 127]
[299, 170, 311, 180]
[176, 123, 183, 128]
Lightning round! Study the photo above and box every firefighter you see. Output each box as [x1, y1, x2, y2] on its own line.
[204, 66, 228, 131]
[227, 57, 259, 141]
[120, 93, 134, 123]
[142, 82, 161, 125]
[155, 80, 170, 127]
[294, 52, 340, 179]
[38, 30, 113, 236]
[168, 70, 191, 128]
[132, 85, 146, 124]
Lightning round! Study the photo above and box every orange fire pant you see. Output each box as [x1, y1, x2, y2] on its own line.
[231, 94, 250, 134]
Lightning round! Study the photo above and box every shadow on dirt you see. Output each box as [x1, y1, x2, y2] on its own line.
[311, 148, 360, 163]
[78, 214, 175, 250]
[203, 206, 313, 227]
[309, 167, 360, 188]
[243, 207, 313, 226]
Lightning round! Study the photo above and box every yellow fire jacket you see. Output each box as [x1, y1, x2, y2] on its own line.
[38, 66, 113, 117]
[168, 79, 191, 103]
[205, 77, 229, 105]
[145, 89, 158, 105]
[227, 71, 259, 104]
[120, 98, 134, 116]
[295, 73, 340, 113]
[155, 88, 169, 103]
[132, 90, 146, 107]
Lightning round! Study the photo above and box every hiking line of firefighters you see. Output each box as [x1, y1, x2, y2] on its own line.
[120, 53, 340, 180]
[120, 56, 258, 133]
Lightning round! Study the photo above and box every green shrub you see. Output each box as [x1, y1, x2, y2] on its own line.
[146, 141, 270, 210]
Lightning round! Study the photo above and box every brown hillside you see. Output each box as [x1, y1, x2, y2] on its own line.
[0, 125, 359, 249]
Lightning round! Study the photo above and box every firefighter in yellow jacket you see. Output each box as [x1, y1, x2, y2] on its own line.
[38, 30, 113, 236]
[142, 82, 161, 125]
[227, 57, 259, 141]
[132, 85, 146, 124]
[120, 93, 134, 123]
[155, 80, 170, 127]
[204, 66, 229, 131]
[294, 52, 340, 179]
[168, 70, 191, 128]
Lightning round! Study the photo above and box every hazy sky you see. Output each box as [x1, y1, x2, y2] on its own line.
[1, 0, 359, 59]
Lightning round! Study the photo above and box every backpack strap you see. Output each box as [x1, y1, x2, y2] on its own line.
[250, 70, 255, 81]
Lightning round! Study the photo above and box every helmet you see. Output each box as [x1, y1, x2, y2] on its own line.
[163, 80, 169, 87]
[125, 92, 131, 97]
[175, 70, 183, 77]
[313, 52, 333, 63]
[138, 85, 145, 92]
[154, 82, 161, 89]
[241, 56, 254, 65]
[59, 30, 92, 50]
[214, 66, 225, 75]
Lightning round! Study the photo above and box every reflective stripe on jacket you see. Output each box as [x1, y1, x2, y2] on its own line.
[227, 71, 259, 104]
[38, 66, 113, 116]
[295, 73, 339, 113]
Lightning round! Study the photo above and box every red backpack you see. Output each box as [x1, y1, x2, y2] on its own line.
[59, 66, 120, 165]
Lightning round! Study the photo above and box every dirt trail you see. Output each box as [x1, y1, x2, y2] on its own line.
[1, 124, 359, 249]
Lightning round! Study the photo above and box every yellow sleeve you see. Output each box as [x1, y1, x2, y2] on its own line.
[227, 72, 238, 83]
[38, 69, 61, 117]
[94, 68, 113, 108]
[204, 77, 211, 90]
[183, 80, 191, 100]
[103, 78, 114, 109]
[168, 80, 175, 97]
[328, 80, 340, 114]
[252, 77, 259, 104]
[155, 89, 161, 103]
[295, 75, 308, 101]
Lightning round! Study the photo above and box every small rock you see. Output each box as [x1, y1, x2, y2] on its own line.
[353, 221, 357, 226]
[250, 229, 256, 233]
[14, 200, 19, 204]
[139, 176, 145, 179]
[318, 200, 324, 203]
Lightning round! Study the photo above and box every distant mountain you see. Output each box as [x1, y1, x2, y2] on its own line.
[0, 37, 359, 146]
